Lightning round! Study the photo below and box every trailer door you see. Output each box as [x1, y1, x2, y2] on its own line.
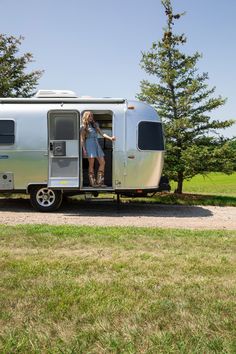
[48, 110, 79, 188]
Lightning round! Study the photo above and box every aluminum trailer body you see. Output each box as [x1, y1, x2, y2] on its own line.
[0, 91, 165, 211]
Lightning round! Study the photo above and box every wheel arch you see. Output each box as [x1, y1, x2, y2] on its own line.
[27, 183, 47, 194]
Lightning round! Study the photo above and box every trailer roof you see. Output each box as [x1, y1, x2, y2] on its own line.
[0, 97, 126, 104]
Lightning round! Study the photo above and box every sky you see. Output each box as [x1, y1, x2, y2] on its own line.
[0, 0, 235, 137]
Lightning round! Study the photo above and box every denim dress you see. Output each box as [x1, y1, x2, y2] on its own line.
[85, 124, 104, 158]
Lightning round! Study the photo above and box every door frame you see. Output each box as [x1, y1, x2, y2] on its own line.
[47, 109, 80, 188]
[79, 109, 114, 190]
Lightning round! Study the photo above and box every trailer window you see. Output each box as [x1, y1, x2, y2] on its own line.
[49, 113, 78, 140]
[138, 121, 164, 151]
[0, 120, 15, 144]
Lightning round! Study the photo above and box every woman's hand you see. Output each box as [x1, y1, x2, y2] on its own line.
[82, 147, 87, 157]
[102, 133, 116, 142]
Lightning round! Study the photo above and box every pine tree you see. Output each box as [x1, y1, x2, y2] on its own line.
[137, 0, 235, 193]
[0, 34, 43, 97]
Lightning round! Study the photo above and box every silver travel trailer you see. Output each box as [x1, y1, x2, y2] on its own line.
[0, 90, 167, 211]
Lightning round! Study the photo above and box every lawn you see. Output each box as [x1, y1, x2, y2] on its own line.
[0, 225, 236, 353]
[171, 172, 236, 196]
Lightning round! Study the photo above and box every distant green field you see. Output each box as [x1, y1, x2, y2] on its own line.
[171, 172, 236, 196]
[0, 225, 236, 353]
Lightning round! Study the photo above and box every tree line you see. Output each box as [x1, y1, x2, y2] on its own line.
[0, 0, 235, 194]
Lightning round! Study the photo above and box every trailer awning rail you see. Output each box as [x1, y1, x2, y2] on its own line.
[0, 98, 126, 104]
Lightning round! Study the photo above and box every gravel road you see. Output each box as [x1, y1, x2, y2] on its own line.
[0, 198, 235, 230]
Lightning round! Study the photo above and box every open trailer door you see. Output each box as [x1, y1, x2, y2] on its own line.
[48, 110, 80, 188]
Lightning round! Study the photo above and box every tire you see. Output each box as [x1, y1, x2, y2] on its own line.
[30, 186, 63, 212]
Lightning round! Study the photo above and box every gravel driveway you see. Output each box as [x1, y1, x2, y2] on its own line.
[0, 198, 235, 230]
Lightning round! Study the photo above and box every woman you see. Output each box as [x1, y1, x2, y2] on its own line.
[81, 111, 116, 187]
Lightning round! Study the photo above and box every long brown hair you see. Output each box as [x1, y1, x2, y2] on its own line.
[81, 111, 96, 138]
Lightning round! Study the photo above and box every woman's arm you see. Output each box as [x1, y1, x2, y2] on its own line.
[96, 125, 116, 141]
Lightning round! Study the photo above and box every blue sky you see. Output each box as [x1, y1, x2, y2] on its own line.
[1, 0, 235, 137]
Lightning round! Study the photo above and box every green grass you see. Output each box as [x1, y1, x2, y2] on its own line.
[1, 225, 236, 353]
[172, 172, 236, 196]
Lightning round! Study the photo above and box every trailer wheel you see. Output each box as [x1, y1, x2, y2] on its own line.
[30, 186, 62, 212]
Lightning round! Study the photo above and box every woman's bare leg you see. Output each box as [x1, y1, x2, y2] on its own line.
[88, 158, 95, 174]
[97, 157, 105, 173]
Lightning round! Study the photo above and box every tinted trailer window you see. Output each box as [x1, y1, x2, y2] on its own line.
[138, 121, 164, 151]
[0, 120, 15, 144]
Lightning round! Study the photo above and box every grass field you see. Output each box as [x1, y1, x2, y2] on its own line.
[171, 172, 236, 196]
[1, 225, 236, 353]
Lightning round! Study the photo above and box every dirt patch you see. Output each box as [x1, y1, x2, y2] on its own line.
[0, 198, 235, 230]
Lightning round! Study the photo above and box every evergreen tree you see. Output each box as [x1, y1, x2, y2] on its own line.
[0, 34, 43, 97]
[137, 0, 235, 193]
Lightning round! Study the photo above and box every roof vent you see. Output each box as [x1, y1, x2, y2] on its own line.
[35, 90, 78, 98]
